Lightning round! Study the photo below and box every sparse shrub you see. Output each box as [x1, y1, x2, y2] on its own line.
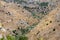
[46, 23, 48, 25]
[50, 21, 52, 23]
[53, 28, 55, 31]
[40, 2, 48, 7]
[20, 28, 29, 34]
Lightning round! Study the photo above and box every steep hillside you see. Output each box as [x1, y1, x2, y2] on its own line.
[27, 5, 60, 40]
[0, 0, 39, 36]
[0, 0, 60, 40]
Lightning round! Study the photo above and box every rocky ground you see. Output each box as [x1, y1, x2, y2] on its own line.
[0, 0, 60, 40]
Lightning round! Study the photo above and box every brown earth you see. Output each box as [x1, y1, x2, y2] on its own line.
[0, 0, 60, 40]
[27, 4, 60, 40]
[0, 0, 39, 35]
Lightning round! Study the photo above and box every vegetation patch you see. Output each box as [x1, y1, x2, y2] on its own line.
[0, 35, 28, 40]
[40, 2, 49, 7]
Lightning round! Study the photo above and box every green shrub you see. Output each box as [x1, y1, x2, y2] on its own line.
[15, 35, 28, 40]
[40, 2, 48, 6]
[6, 35, 16, 40]
[0, 35, 16, 40]
[0, 37, 4, 40]
[19, 36, 28, 40]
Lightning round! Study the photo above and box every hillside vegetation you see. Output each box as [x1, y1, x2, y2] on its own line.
[0, 0, 60, 40]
